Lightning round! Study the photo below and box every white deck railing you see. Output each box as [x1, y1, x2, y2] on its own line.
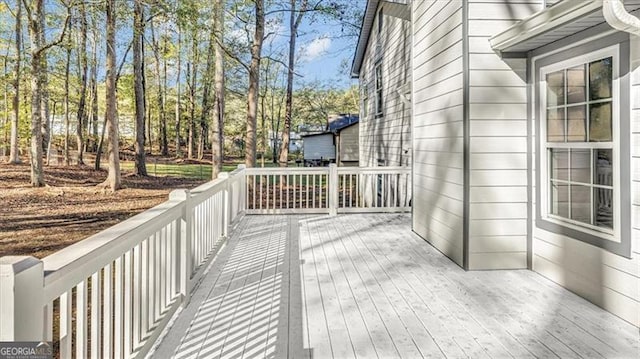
[245, 165, 411, 214]
[0, 164, 409, 358]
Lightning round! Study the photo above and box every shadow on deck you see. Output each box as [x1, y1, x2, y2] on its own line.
[152, 214, 639, 359]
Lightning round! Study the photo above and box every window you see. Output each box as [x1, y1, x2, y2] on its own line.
[537, 42, 630, 256]
[375, 61, 383, 117]
[361, 76, 368, 118]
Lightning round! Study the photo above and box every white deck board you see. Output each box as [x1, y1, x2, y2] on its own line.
[154, 214, 640, 359]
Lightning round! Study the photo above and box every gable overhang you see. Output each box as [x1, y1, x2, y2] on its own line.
[490, 0, 640, 56]
[350, 0, 410, 78]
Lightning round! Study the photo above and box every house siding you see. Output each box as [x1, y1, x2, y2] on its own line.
[466, 0, 541, 269]
[531, 33, 640, 327]
[338, 124, 359, 165]
[303, 134, 335, 161]
[412, 0, 465, 266]
[359, 4, 411, 167]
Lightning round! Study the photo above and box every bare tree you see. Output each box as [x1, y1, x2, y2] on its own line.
[278, 0, 308, 167]
[245, 0, 265, 168]
[75, 2, 88, 165]
[102, 0, 120, 191]
[211, 0, 225, 178]
[133, 0, 147, 176]
[23, 0, 70, 186]
[150, 17, 169, 157]
[8, 0, 22, 164]
[174, 25, 182, 158]
[63, 40, 71, 166]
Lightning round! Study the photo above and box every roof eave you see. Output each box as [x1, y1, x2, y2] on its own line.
[489, 0, 602, 54]
[351, 0, 380, 78]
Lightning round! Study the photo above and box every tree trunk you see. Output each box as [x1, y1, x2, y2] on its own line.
[187, 38, 198, 159]
[25, 0, 46, 186]
[75, 2, 88, 165]
[279, 0, 308, 167]
[36, 2, 50, 154]
[133, 0, 147, 176]
[245, 0, 264, 168]
[199, 23, 215, 162]
[9, 0, 21, 164]
[211, 0, 225, 179]
[175, 27, 182, 158]
[150, 19, 168, 157]
[64, 45, 71, 166]
[89, 14, 98, 153]
[103, 0, 120, 191]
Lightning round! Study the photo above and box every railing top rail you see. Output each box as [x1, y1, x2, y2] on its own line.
[190, 177, 228, 204]
[337, 166, 411, 174]
[244, 167, 329, 175]
[42, 199, 184, 301]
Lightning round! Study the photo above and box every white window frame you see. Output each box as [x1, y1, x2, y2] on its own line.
[361, 75, 368, 118]
[539, 45, 621, 244]
[375, 61, 383, 117]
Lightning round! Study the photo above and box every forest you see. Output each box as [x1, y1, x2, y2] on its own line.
[0, 0, 362, 191]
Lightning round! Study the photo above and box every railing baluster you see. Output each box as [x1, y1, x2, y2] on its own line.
[114, 255, 123, 358]
[160, 226, 167, 312]
[155, 231, 161, 321]
[76, 279, 88, 358]
[124, 250, 133, 357]
[90, 271, 101, 359]
[148, 234, 155, 327]
[141, 239, 149, 338]
[44, 302, 53, 342]
[59, 290, 72, 358]
[103, 263, 112, 359]
[132, 240, 146, 350]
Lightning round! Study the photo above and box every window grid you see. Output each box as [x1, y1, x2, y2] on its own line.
[375, 61, 383, 117]
[544, 56, 614, 234]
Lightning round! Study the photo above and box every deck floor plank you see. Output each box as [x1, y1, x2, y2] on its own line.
[154, 214, 640, 359]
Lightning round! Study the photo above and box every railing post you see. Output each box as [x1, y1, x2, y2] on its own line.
[0, 256, 44, 341]
[219, 172, 230, 237]
[169, 189, 192, 307]
[238, 164, 246, 213]
[329, 163, 338, 216]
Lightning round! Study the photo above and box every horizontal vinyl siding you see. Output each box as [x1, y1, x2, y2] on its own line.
[339, 124, 359, 163]
[412, 0, 464, 267]
[359, 7, 411, 167]
[532, 34, 640, 327]
[466, 0, 540, 270]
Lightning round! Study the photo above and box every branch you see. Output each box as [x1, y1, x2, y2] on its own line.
[115, 40, 133, 83]
[35, 4, 72, 57]
[212, 36, 249, 72]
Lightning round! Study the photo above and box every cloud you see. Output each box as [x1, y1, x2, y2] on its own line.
[301, 37, 331, 62]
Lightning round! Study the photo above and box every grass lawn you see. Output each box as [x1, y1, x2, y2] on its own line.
[120, 159, 296, 180]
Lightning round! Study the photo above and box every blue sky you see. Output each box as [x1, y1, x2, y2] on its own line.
[260, 1, 367, 89]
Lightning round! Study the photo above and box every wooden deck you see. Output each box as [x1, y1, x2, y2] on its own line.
[153, 214, 639, 358]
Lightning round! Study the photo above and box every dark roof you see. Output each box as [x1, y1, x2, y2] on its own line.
[327, 115, 359, 133]
[301, 132, 334, 139]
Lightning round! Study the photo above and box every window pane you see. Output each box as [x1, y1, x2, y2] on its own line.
[546, 70, 565, 107]
[550, 148, 569, 181]
[594, 188, 613, 229]
[589, 102, 612, 142]
[550, 181, 569, 218]
[594, 149, 613, 186]
[570, 149, 591, 184]
[567, 105, 586, 142]
[567, 65, 586, 104]
[547, 108, 565, 142]
[589, 57, 612, 100]
[571, 185, 591, 224]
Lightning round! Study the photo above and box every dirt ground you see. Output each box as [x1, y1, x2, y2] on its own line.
[0, 163, 206, 259]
